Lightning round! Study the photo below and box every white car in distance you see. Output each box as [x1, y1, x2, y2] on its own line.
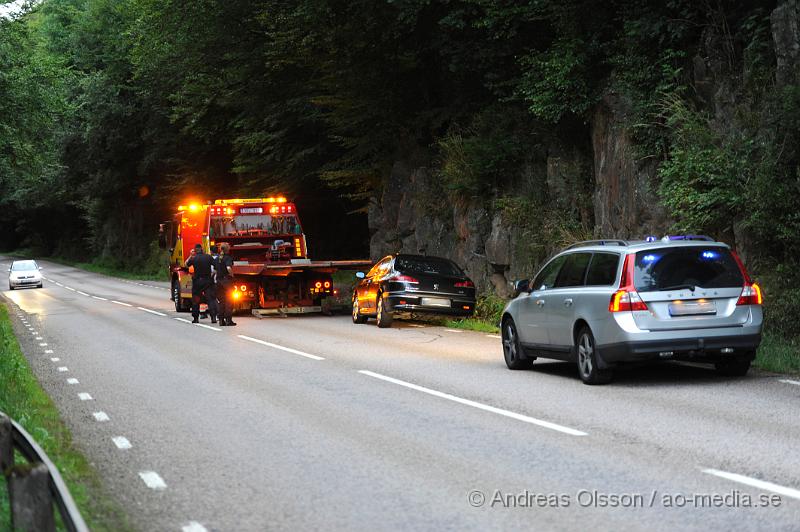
[8, 259, 43, 290]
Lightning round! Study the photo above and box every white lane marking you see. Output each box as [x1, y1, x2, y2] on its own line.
[778, 378, 800, 386]
[35, 337, 43, 340]
[92, 296, 108, 301]
[65, 287, 76, 292]
[78, 393, 93, 401]
[182, 521, 208, 532]
[359, 370, 588, 437]
[57, 367, 68, 372]
[486, 334, 501, 339]
[137, 307, 167, 317]
[93, 412, 110, 422]
[702, 468, 800, 500]
[112, 436, 132, 450]
[50, 358, 60, 362]
[77, 291, 90, 296]
[444, 329, 464, 333]
[139, 471, 167, 490]
[44, 349, 53, 354]
[39, 343, 47, 346]
[195, 323, 221, 332]
[111, 300, 132, 307]
[55, 283, 63, 287]
[408, 324, 426, 328]
[238, 335, 325, 361]
[175, 318, 194, 324]
[67, 378, 79, 384]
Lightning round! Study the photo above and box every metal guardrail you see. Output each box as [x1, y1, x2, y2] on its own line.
[0, 411, 89, 532]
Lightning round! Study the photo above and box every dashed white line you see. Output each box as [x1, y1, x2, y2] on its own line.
[702, 468, 800, 500]
[182, 521, 208, 532]
[50, 358, 60, 362]
[64, 286, 76, 292]
[112, 437, 132, 450]
[78, 393, 93, 401]
[92, 296, 108, 301]
[139, 471, 167, 490]
[77, 291, 90, 296]
[111, 300, 132, 307]
[44, 349, 53, 354]
[486, 334, 501, 339]
[238, 335, 325, 361]
[778, 378, 800, 386]
[39, 343, 48, 347]
[93, 412, 110, 422]
[174, 317, 194, 324]
[57, 366, 68, 372]
[55, 282, 63, 287]
[408, 324, 426, 328]
[444, 329, 464, 333]
[67, 378, 79, 385]
[358, 370, 588, 436]
[137, 307, 167, 317]
[195, 323, 221, 331]
[35, 336, 43, 340]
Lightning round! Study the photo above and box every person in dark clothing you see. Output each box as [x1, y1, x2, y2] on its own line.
[185, 244, 218, 324]
[216, 242, 237, 326]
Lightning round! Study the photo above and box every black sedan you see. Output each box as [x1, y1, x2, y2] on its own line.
[352, 254, 476, 328]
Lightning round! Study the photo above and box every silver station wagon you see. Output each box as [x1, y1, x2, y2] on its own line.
[500, 236, 763, 384]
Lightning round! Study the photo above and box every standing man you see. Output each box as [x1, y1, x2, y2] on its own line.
[185, 244, 218, 324]
[216, 242, 237, 326]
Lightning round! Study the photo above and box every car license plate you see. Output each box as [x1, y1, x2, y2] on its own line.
[668, 300, 716, 316]
[422, 297, 450, 307]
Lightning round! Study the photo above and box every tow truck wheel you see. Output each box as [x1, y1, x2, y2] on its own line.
[352, 297, 367, 324]
[172, 280, 190, 313]
[376, 293, 393, 328]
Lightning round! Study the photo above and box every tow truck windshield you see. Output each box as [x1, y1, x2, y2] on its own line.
[210, 214, 302, 237]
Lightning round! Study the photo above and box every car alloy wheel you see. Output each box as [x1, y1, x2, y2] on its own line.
[576, 327, 612, 385]
[502, 318, 532, 370]
[352, 297, 367, 324]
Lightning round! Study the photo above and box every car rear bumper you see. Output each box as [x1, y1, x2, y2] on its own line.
[598, 333, 761, 365]
[385, 293, 475, 317]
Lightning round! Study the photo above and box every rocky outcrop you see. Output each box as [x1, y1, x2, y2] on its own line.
[772, 0, 800, 85]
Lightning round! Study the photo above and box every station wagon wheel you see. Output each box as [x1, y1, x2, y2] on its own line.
[172, 280, 189, 313]
[376, 293, 393, 328]
[352, 296, 367, 324]
[502, 318, 532, 370]
[576, 326, 612, 385]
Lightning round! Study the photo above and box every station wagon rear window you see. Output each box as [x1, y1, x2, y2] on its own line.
[633, 247, 743, 292]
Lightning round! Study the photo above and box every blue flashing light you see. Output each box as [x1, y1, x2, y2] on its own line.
[701, 250, 718, 260]
[645, 235, 658, 242]
[642, 254, 657, 263]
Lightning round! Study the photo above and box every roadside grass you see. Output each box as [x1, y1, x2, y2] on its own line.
[0, 303, 132, 531]
[754, 331, 800, 375]
[442, 317, 500, 333]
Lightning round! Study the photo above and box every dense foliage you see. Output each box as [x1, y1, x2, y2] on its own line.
[1, 0, 798, 337]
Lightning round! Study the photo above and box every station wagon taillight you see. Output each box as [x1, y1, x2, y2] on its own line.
[731, 251, 763, 306]
[609, 254, 649, 312]
[454, 280, 474, 288]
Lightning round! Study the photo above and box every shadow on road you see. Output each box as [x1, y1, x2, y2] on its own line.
[528, 360, 745, 387]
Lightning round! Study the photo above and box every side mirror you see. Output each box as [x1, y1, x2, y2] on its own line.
[355, 271, 366, 279]
[512, 279, 530, 297]
[158, 224, 167, 249]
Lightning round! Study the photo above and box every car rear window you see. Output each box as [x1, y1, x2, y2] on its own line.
[634, 247, 743, 292]
[395, 256, 463, 276]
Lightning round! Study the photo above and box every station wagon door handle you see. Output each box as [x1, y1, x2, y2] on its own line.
[564, 298, 573, 307]
[535, 299, 545, 307]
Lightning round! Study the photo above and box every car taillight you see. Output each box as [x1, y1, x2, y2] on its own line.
[390, 274, 419, 283]
[737, 282, 763, 306]
[730, 251, 763, 306]
[609, 253, 649, 312]
[454, 280, 474, 288]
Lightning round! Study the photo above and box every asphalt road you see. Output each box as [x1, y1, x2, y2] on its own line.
[2, 258, 799, 531]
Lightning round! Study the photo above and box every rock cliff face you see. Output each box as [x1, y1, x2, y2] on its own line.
[368, 1, 798, 296]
